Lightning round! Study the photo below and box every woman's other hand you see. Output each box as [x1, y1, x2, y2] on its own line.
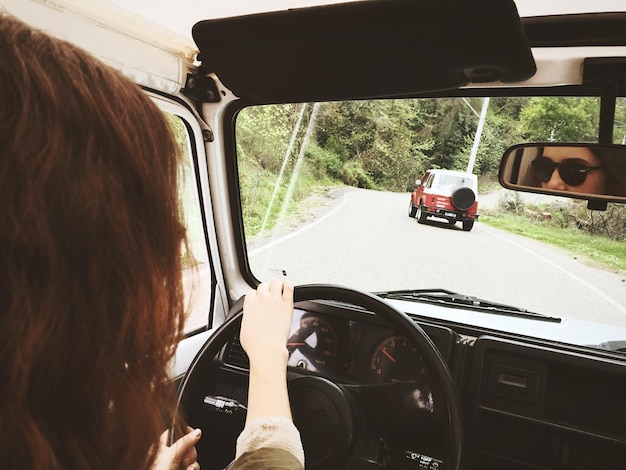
[153, 427, 201, 470]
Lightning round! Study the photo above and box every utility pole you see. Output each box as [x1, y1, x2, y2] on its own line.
[466, 97, 489, 174]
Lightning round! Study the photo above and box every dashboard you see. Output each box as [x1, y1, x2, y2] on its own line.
[211, 301, 460, 468]
[203, 298, 626, 469]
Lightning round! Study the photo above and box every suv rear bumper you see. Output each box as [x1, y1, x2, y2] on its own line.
[422, 205, 479, 221]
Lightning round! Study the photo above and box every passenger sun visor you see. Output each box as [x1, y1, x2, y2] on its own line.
[191, 0, 536, 102]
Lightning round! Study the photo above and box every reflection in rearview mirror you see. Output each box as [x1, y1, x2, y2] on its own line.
[499, 143, 626, 202]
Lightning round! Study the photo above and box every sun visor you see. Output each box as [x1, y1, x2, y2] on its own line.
[192, 0, 536, 102]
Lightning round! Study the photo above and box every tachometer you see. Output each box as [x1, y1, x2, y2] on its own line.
[286, 315, 338, 372]
[370, 335, 428, 383]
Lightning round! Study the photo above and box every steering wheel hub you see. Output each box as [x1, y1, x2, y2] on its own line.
[288, 375, 356, 467]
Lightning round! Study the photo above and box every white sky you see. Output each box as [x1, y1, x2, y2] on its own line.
[107, 0, 361, 40]
[108, 0, 626, 42]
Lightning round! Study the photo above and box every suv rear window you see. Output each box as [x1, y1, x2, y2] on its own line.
[439, 175, 471, 187]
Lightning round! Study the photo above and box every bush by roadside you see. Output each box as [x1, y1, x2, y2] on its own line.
[492, 192, 626, 241]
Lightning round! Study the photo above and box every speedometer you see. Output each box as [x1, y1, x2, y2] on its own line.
[370, 335, 428, 383]
[286, 315, 338, 372]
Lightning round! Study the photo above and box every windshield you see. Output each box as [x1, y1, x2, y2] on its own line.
[235, 96, 626, 334]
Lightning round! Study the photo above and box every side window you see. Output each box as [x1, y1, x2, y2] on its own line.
[165, 112, 211, 334]
[425, 173, 434, 188]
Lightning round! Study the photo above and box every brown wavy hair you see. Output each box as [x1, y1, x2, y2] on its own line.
[0, 15, 187, 469]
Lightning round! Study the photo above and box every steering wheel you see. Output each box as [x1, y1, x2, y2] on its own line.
[175, 284, 462, 470]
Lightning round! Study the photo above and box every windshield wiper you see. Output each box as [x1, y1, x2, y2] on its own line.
[377, 289, 561, 323]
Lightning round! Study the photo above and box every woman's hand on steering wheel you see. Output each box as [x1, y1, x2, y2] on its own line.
[240, 279, 295, 369]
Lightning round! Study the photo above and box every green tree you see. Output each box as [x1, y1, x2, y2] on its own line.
[613, 98, 626, 144]
[314, 100, 433, 191]
[519, 97, 600, 141]
[417, 98, 476, 170]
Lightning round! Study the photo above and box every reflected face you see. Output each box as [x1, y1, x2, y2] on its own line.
[535, 146, 607, 194]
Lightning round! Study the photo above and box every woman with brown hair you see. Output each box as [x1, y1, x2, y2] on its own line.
[0, 12, 199, 470]
[0, 14, 303, 470]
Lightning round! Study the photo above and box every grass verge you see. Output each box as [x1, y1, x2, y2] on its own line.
[480, 213, 626, 274]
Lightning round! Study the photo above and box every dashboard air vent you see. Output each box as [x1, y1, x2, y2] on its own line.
[565, 436, 626, 470]
[479, 412, 554, 466]
[478, 411, 626, 469]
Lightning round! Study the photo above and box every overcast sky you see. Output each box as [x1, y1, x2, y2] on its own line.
[108, 0, 360, 39]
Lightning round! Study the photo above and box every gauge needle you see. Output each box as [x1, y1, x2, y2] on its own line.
[380, 347, 396, 363]
[287, 342, 306, 347]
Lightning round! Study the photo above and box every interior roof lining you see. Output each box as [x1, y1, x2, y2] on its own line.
[193, 8, 626, 103]
[522, 12, 626, 47]
[192, 0, 536, 102]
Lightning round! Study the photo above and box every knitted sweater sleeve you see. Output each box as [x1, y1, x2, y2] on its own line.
[235, 417, 305, 467]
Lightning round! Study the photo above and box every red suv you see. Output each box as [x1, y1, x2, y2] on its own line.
[408, 169, 479, 231]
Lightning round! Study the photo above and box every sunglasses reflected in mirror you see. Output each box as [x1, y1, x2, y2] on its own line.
[499, 143, 626, 201]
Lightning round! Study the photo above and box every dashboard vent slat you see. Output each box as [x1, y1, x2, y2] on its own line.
[566, 437, 626, 470]
[223, 337, 249, 369]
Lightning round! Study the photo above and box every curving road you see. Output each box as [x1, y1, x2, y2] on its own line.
[249, 188, 626, 327]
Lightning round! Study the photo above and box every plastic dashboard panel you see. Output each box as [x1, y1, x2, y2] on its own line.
[466, 336, 626, 469]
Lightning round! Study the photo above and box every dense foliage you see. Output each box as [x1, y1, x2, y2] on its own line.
[235, 97, 626, 240]
[236, 97, 611, 192]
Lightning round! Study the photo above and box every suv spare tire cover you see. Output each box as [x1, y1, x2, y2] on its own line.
[451, 186, 476, 210]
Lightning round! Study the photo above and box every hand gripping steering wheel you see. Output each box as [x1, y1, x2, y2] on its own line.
[175, 284, 462, 469]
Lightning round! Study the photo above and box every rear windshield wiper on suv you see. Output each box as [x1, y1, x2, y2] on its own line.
[377, 289, 561, 323]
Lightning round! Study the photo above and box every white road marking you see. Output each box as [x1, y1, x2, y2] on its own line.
[477, 224, 626, 314]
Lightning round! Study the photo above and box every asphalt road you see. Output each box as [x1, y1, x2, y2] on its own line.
[250, 187, 626, 327]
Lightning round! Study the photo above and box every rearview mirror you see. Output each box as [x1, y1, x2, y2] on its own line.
[499, 143, 626, 204]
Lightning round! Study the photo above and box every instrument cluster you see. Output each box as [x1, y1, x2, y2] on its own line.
[286, 308, 430, 384]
